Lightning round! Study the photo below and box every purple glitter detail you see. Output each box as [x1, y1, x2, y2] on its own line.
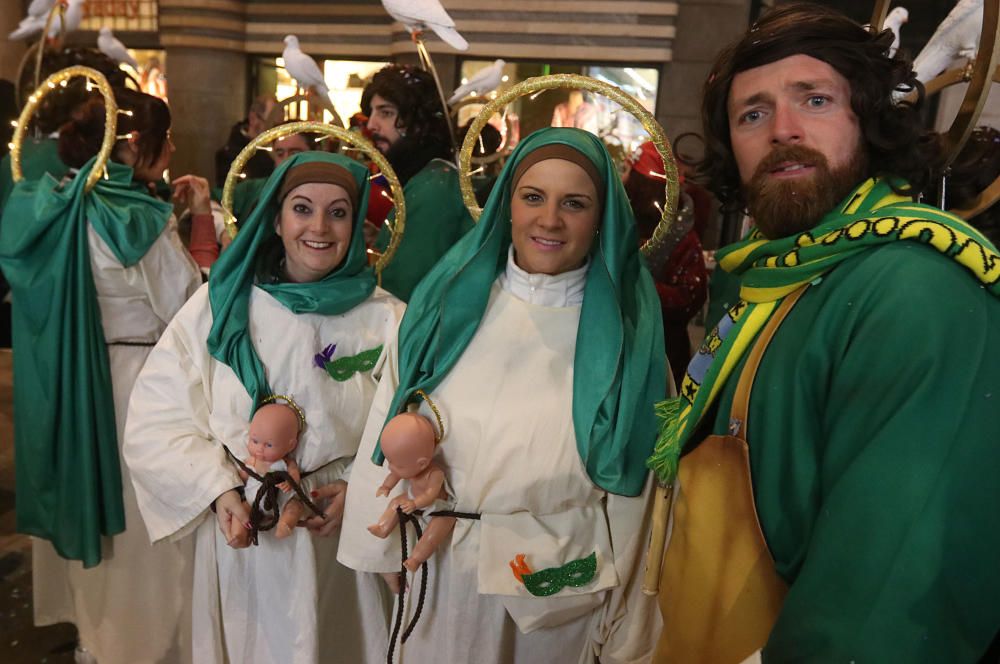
[313, 343, 336, 369]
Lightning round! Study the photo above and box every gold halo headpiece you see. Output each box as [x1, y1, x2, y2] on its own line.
[414, 389, 445, 444]
[11, 66, 116, 193]
[872, 0, 1000, 219]
[221, 120, 406, 277]
[458, 73, 680, 259]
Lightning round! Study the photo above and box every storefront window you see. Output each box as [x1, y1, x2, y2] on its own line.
[458, 60, 659, 160]
[80, 0, 158, 32]
[264, 58, 388, 126]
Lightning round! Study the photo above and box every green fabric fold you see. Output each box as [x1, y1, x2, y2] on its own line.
[375, 127, 666, 497]
[0, 156, 169, 567]
[207, 152, 375, 416]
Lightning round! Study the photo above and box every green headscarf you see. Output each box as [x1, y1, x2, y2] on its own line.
[374, 127, 666, 497]
[207, 151, 375, 416]
[0, 156, 170, 566]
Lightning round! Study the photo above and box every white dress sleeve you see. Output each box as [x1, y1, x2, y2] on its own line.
[592, 475, 662, 663]
[123, 287, 243, 544]
[139, 215, 202, 324]
[337, 337, 406, 573]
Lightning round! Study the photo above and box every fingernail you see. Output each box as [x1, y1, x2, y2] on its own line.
[310, 490, 318, 497]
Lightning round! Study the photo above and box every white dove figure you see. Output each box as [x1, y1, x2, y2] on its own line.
[281, 35, 332, 104]
[884, 7, 909, 57]
[9, 0, 54, 40]
[98, 27, 139, 70]
[27, 0, 56, 19]
[912, 0, 984, 83]
[381, 0, 469, 51]
[449, 59, 505, 104]
[9, 0, 83, 41]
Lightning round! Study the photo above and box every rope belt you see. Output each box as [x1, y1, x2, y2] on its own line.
[223, 446, 326, 545]
[106, 340, 157, 346]
[387, 508, 480, 664]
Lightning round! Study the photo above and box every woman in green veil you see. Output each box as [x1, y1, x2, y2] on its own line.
[124, 151, 405, 663]
[339, 127, 666, 662]
[0, 86, 204, 663]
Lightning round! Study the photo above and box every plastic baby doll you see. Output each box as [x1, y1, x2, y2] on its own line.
[367, 412, 455, 572]
[240, 402, 304, 540]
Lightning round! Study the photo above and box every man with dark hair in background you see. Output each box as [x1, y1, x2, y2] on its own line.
[649, 4, 1000, 662]
[214, 94, 277, 187]
[361, 64, 473, 302]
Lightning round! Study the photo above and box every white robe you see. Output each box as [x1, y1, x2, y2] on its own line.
[338, 252, 661, 664]
[32, 218, 202, 664]
[124, 283, 404, 664]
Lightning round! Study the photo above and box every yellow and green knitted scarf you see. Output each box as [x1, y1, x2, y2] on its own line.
[648, 177, 1000, 484]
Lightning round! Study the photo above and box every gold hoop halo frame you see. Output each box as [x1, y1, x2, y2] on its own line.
[450, 95, 514, 165]
[875, 0, 1000, 170]
[12, 66, 117, 193]
[267, 91, 347, 129]
[458, 74, 680, 259]
[221, 121, 406, 276]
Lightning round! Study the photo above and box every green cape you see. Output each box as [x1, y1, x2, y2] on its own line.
[373, 159, 474, 302]
[375, 127, 666, 497]
[0, 157, 169, 567]
[0, 137, 67, 210]
[207, 151, 375, 416]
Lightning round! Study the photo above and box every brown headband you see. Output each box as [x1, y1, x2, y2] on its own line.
[278, 161, 359, 211]
[511, 144, 605, 205]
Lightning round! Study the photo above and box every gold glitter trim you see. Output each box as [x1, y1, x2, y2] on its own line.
[220, 120, 405, 276]
[11, 66, 116, 194]
[457, 73, 680, 259]
[414, 389, 445, 443]
[260, 393, 307, 432]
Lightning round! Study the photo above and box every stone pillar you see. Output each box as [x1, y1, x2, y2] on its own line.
[657, 0, 752, 144]
[657, 0, 752, 248]
[1, 0, 29, 83]
[164, 47, 247, 182]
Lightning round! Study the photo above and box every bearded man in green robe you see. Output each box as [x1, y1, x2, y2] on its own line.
[650, 4, 1000, 662]
[361, 64, 474, 301]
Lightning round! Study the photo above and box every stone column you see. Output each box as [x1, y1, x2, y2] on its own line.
[1, 0, 29, 82]
[657, 0, 752, 144]
[163, 47, 247, 182]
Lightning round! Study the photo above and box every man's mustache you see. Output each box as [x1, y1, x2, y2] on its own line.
[752, 144, 829, 180]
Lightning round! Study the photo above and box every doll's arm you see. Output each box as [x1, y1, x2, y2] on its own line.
[376, 470, 402, 497]
[410, 467, 446, 509]
[278, 458, 301, 493]
[287, 457, 301, 483]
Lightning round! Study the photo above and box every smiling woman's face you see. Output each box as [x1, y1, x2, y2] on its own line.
[510, 158, 601, 276]
[276, 182, 353, 283]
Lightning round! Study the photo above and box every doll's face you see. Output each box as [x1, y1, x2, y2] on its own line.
[381, 413, 437, 479]
[247, 404, 300, 463]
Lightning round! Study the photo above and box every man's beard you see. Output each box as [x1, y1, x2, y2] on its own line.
[743, 144, 868, 240]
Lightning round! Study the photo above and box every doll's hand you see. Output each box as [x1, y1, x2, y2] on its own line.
[379, 571, 402, 595]
[375, 485, 390, 498]
[303, 481, 347, 537]
[214, 489, 251, 549]
[398, 499, 417, 514]
[278, 481, 292, 493]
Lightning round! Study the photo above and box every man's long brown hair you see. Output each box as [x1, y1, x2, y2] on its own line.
[700, 2, 941, 210]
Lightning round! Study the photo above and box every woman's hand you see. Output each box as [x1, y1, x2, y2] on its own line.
[303, 480, 348, 537]
[172, 174, 212, 216]
[214, 489, 251, 548]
